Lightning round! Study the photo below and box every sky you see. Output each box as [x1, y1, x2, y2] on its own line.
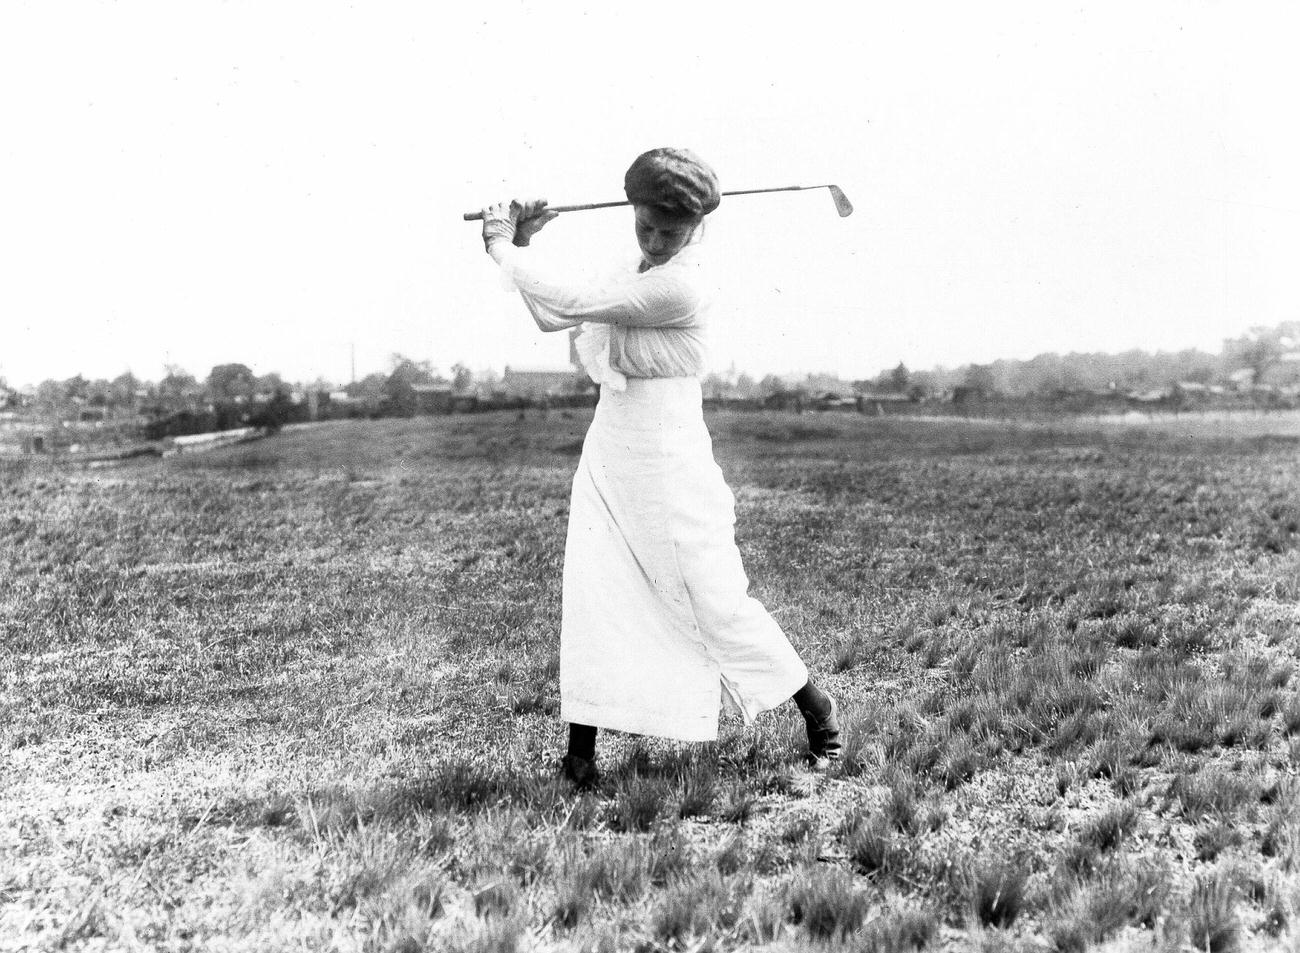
[2, 1, 1298, 388]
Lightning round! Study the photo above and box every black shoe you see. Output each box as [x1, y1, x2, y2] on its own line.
[802, 694, 842, 764]
[561, 754, 600, 791]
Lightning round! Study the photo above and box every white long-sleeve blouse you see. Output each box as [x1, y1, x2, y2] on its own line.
[494, 240, 712, 388]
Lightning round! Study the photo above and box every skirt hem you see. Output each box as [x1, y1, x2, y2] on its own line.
[561, 699, 720, 743]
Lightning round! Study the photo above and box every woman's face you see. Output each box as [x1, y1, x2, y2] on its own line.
[634, 205, 698, 267]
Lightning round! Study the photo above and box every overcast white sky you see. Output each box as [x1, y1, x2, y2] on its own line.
[2, 1, 1298, 387]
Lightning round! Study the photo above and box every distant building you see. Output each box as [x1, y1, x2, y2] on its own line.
[500, 366, 583, 399]
[325, 390, 378, 417]
[411, 382, 455, 414]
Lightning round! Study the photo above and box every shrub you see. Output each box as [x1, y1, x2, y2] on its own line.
[1194, 820, 1245, 862]
[402, 762, 505, 814]
[835, 705, 885, 777]
[1080, 802, 1138, 853]
[1165, 621, 1215, 656]
[650, 870, 739, 945]
[1186, 868, 1241, 953]
[1053, 762, 1079, 798]
[507, 685, 555, 715]
[1086, 737, 1138, 787]
[609, 777, 670, 833]
[646, 824, 692, 886]
[1060, 841, 1102, 880]
[1151, 675, 1276, 752]
[1048, 709, 1101, 755]
[833, 632, 868, 672]
[964, 855, 1028, 928]
[1046, 919, 1090, 953]
[856, 906, 937, 951]
[1125, 857, 1173, 928]
[918, 633, 949, 668]
[675, 760, 718, 818]
[739, 884, 786, 944]
[1045, 881, 1130, 950]
[1281, 693, 1300, 735]
[786, 867, 871, 941]
[1259, 801, 1300, 868]
[1112, 615, 1160, 649]
[935, 730, 985, 788]
[1259, 878, 1291, 936]
[717, 782, 759, 825]
[841, 810, 902, 878]
[551, 841, 649, 928]
[712, 832, 748, 875]
[1047, 855, 1171, 946]
[882, 768, 923, 835]
[780, 812, 821, 846]
[1167, 769, 1260, 822]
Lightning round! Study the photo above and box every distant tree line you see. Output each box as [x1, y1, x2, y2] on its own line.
[699, 321, 1300, 403]
[928, 322, 1298, 398]
[6, 321, 1297, 428]
[6, 354, 452, 427]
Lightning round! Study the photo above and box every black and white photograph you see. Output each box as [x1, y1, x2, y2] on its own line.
[3, 2, 1299, 949]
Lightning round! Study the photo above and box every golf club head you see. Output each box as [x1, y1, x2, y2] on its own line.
[827, 185, 854, 217]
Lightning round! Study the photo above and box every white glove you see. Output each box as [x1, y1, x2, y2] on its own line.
[480, 201, 519, 251]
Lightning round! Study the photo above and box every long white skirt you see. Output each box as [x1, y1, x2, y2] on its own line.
[559, 377, 808, 742]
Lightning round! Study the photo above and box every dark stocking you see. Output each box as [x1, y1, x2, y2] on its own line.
[792, 679, 841, 762]
[792, 680, 833, 721]
[567, 723, 597, 762]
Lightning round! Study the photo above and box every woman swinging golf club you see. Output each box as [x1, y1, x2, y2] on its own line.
[480, 147, 840, 788]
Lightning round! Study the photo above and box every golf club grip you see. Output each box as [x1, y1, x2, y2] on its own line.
[461, 187, 814, 222]
[463, 200, 629, 221]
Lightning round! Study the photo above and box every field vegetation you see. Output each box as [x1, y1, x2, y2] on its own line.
[3, 409, 1299, 951]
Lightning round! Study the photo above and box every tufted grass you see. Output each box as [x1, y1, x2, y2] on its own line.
[2, 409, 1299, 949]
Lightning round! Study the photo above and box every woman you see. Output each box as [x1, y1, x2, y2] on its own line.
[481, 148, 840, 788]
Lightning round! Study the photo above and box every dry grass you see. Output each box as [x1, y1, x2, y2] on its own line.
[3, 410, 1299, 949]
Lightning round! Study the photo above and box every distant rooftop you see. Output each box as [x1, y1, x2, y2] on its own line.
[503, 365, 578, 375]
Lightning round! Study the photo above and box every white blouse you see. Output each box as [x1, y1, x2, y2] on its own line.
[495, 241, 712, 390]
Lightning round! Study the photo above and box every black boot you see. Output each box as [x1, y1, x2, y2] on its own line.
[793, 681, 842, 764]
[561, 754, 600, 791]
[561, 723, 600, 790]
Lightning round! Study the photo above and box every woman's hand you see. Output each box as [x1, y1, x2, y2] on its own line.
[513, 198, 559, 247]
[481, 201, 519, 252]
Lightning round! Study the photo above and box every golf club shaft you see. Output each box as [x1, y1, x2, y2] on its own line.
[462, 184, 851, 220]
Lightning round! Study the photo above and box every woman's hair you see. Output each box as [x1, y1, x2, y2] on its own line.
[624, 148, 720, 221]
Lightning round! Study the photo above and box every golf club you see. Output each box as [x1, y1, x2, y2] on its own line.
[462, 184, 853, 220]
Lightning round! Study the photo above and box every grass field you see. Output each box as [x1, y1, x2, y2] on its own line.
[3, 409, 1299, 951]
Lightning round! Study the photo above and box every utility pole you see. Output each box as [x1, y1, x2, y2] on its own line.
[350, 342, 356, 386]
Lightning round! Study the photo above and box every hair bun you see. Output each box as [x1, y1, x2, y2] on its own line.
[624, 148, 720, 219]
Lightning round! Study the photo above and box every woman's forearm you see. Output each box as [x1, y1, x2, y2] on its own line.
[493, 242, 697, 330]
[486, 238, 512, 267]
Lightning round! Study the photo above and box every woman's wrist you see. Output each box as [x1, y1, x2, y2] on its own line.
[480, 201, 519, 254]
